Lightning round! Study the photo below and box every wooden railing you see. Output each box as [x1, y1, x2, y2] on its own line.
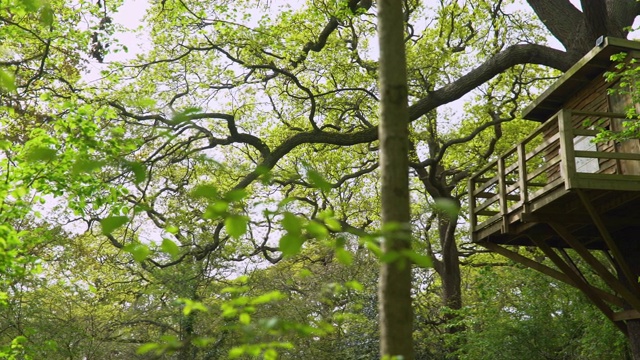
[469, 109, 640, 236]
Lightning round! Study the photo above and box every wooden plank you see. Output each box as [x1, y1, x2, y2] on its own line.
[613, 310, 640, 322]
[498, 157, 509, 232]
[572, 176, 640, 191]
[523, 213, 640, 228]
[475, 192, 518, 200]
[573, 129, 599, 136]
[575, 150, 640, 160]
[524, 133, 560, 162]
[571, 110, 627, 118]
[468, 178, 477, 234]
[528, 156, 561, 181]
[476, 210, 499, 216]
[577, 172, 640, 181]
[559, 109, 577, 189]
[474, 196, 499, 213]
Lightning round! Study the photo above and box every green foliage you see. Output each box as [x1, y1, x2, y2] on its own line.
[455, 264, 627, 360]
[0, 0, 634, 359]
[100, 216, 129, 235]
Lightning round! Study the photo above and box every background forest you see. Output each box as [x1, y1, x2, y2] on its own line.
[0, 0, 637, 359]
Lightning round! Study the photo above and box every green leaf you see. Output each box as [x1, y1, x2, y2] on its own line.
[345, 280, 364, 291]
[203, 201, 228, 219]
[25, 147, 56, 162]
[279, 233, 304, 256]
[224, 189, 248, 202]
[39, 4, 54, 26]
[192, 337, 216, 347]
[402, 250, 432, 268]
[433, 197, 460, 219]
[134, 97, 157, 108]
[136, 343, 160, 355]
[335, 247, 353, 265]
[297, 268, 313, 278]
[0, 69, 16, 92]
[364, 240, 382, 257]
[380, 251, 401, 264]
[306, 221, 328, 239]
[264, 348, 278, 360]
[72, 158, 105, 174]
[123, 243, 150, 262]
[191, 184, 218, 199]
[127, 161, 146, 184]
[239, 313, 251, 324]
[179, 298, 208, 315]
[324, 217, 342, 231]
[306, 167, 332, 192]
[225, 215, 248, 239]
[165, 225, 179, 234]
[171, 107, 201, 124]
[100, 216, 129, 235]
[229, 347, 245, 359]
[161, 238, 180, 257]
[249, 291, 284, 305]
[281, 212, 302, 235]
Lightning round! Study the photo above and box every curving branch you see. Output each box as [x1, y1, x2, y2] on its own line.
[232, 43, 571, 191]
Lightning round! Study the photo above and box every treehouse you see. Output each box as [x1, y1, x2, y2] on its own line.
[468, 37, 640, 334]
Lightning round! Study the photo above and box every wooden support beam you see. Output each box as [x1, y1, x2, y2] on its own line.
[577, 189, 640, 296]
[479, 241, 624, 307]
[529, 235, 627, 334]
[557, 248, 588, 283]
[549, 223, 640, 311]
[613, 310, 640, 322]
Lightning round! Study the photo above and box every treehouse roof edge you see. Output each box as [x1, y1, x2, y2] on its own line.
[522, 37, 640, 122]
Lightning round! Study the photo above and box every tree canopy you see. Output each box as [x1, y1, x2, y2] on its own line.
[1, 0, 638, 359]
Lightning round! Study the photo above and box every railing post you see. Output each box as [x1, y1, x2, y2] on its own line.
[558, 109, 576, 189]
[498, 156, 509, 233]
[468, 177, 476, 240]
[517, 142, 529, 213]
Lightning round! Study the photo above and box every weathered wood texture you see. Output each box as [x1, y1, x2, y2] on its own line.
[470, 38, 640, 338]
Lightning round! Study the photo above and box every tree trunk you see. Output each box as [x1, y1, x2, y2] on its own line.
[439, 215, 462, 325]
[377, 0, 414, 359]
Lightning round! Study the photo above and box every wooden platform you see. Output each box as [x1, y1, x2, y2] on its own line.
[469, 108, 640, 250]
[475, 186, 640, 249]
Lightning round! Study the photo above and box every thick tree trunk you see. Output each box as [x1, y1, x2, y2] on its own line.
[377, 0, 414, 359]
[526, 0, 639, 62]
[628, 321, 640, 360]
[439, 216, 462, 319]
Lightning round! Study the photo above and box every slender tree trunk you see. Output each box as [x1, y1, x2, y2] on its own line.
[377, 0, 414, 359]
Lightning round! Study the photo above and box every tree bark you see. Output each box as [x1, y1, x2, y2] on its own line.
[527, 0, 639, 62]
[377, 0, 414, 359]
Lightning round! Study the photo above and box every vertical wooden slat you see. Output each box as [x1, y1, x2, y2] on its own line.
[517, 143, 528, 212]
[468, 177, 476, 239]
[498, 156, 508, 233]
[558, 109, 577, 189]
